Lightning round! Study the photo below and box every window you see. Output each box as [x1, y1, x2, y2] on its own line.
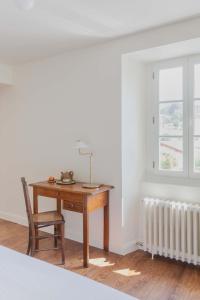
[191, 62, 200, 174]
[150, 56, 200, 178]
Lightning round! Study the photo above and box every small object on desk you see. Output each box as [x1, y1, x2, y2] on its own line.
[48, 176, 56, 183]
[56, 180, 76, 185]
[60, 170, 74, 182]
[58, 170, 75, 185]
[82, 183, 102, 189]
[62, 178, 71, 183]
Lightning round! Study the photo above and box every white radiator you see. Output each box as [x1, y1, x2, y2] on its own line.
[143, 197, 200, 265]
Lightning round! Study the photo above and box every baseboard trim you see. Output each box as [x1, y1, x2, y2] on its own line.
[121, 240, 138, 255]
[0, 211, 27, 226]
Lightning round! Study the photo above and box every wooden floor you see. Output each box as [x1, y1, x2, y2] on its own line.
[1, 219, 200, 300]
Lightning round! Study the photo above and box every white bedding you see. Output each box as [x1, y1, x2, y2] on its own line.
[0, 246, 137, 300]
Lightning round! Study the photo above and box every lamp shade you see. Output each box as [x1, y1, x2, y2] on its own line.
[15, 0, 35, 10]
[75, 140, 89, 149]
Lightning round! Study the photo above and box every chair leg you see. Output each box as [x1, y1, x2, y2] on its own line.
[34, 225, 39, 250]
[26, 228, 31, 255]
[54, 225, 58, 248]
[60, 223, 65, 265]
[30, 227, 36, 257]
[30, 237, 36, 257]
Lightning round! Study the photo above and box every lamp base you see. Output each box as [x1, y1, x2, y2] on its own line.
[82, 183, 101, 189]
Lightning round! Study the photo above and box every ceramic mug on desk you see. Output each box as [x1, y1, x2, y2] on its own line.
[60, 171, 74, 182]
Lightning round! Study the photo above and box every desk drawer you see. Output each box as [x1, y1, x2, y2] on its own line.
[63, 200, 83, 213]
[37, 187, 58, 198]
[60, 192, 83, 202]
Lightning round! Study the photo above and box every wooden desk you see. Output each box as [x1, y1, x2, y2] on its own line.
[29, 181, 113, 267]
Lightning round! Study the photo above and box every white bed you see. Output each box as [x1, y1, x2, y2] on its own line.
[0, 246, 137, 300]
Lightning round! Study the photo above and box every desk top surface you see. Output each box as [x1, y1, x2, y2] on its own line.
[30, 181, 114, 196]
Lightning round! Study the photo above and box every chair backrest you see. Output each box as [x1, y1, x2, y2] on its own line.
[21, 177, 34, 233]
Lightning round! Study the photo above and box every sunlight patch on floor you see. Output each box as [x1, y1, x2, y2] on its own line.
[113, 268, 141, 277]
[89, 257, 115, 267]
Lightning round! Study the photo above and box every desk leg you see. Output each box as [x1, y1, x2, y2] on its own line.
[56, 196, 62, 244]
[56, 197, 61, 214]
[104, 191, 109, 252]
[83, 198, 89, 268]
[33, 188, 39, 250]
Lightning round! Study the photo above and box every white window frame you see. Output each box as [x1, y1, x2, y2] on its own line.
[150, 57, 189, 177]
[188, 55, 200, 178]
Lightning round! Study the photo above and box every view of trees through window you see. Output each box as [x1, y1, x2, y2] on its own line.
[158, 66, 183, 172]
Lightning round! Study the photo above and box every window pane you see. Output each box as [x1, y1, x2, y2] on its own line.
[194, 64, 200, 98]
[194, 100, 200, 135]
[194, 137, 200, 172]
[159, 102, 183, 136]
[159, 137, 183, 171]
[159, 67, 183, 101]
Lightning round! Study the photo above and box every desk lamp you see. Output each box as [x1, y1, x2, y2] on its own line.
[75, 140, 101, 189]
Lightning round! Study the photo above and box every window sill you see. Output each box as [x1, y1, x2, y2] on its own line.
[145, 172, 200, 187]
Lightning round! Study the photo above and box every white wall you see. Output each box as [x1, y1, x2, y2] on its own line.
[1, 17, 200, 254]
[0, 47, 122, 253]
[121, 56, 147, 253]
[0, 64, 13, 85]
[143, 181, 200, 203]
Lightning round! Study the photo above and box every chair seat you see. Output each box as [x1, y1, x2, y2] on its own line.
[33, 211, 64, 225]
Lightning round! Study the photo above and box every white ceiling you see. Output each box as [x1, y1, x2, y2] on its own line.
[1, 0, 200, 64]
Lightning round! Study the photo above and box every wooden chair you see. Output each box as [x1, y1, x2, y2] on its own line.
[21, 177, 65, 264]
